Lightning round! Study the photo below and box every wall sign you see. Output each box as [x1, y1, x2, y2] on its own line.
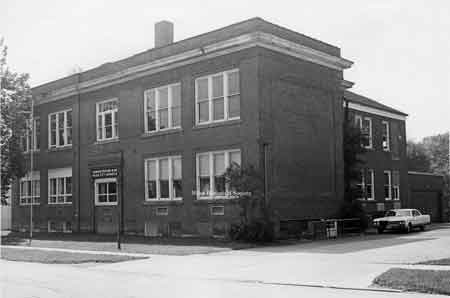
[91, 168, 118, 179]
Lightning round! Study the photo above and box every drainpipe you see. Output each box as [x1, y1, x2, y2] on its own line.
[76, 73, 81, 233]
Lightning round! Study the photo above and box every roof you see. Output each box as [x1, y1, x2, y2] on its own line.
[32, 17, 343, 99]
[344, 90, 408, 117]
[408, 171, 445, 177]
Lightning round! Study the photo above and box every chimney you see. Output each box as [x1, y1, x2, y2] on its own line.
[155, 21, 174, 48]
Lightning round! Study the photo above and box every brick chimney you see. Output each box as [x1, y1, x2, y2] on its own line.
[155, 21, 174, 48]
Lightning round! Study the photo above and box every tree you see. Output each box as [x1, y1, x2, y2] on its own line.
[0, 38, 32, 205]
[407, 140, 431, 172]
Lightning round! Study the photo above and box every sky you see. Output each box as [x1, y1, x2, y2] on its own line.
[1, 0, 449, 140]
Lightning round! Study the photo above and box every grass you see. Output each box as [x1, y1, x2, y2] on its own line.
[417, 258, 450, 266]
[1, 232, 254, 255]
[373, 268, 450, 295]
[0, 247, 147, 264]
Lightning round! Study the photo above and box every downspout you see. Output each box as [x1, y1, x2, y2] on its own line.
[76, 73, 81, 233]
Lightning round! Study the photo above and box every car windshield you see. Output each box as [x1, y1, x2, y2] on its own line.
[385, 210, 411, 217]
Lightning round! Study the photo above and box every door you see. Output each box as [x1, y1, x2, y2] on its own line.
[94, 178, 118, 234]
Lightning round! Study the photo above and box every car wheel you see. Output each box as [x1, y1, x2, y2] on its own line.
[405, 223, 412, 233]
[420, 225, 425, 231]
[377, 228, 384, 234]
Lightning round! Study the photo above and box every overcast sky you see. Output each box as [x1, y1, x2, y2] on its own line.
[1, 0, 449, 140]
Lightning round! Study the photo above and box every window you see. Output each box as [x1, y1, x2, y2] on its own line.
[356, 170, 365, 200]
[96, 99, 118, 141]
[94, 178, 118, 205]
[382, 121, 390, 151]
[156, 207, 169, 216]
[145, 156, 182, 201]
[195, 69, 240, 124]
[48, 168, 72, 204]
[392, 170, 400, 200]
[22, 118, 40, 152]
[196, 149, 241, 199]
[144, 83, 181, 133]
[211, 205, 225, 216]
[355, 115, 372, 149]
[384, 171, 392, 200]
[49, 110, 72, 148]
[19, 172, 40, 205]
[366, 169, 374, 200]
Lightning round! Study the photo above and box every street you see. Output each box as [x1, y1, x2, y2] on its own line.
[2, 224, 450, 298]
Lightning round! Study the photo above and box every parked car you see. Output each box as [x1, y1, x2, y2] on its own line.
[373, 209, 430, 234]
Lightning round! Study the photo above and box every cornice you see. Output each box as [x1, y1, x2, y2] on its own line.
[345, 101, 407, 121]
[36, 32, 353, 105]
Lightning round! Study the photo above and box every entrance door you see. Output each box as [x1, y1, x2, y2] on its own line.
[94, 178, 118, 234]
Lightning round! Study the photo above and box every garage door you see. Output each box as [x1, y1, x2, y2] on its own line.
[410, 191, 441, 222]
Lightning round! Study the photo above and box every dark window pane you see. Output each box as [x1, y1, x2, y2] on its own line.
[147, 181, 157, 199]
[147, 111, 156, 131]
[66, 177, 72, 194]
[159, 109, 168, 129]
[105, 126, 112, 138]
[108, 195, 117, 202]
[213, 98, 224, 120]
[160, 180, 169, 198]
[66, 195, 72, 203]
[228, 95, 240, 118]
[108, 182, 117, 194]
[98, 183, 107, 195]
[98, 195, 107, 202]
[173, 180, 182, 198]
[105, 113, 112, 126]
[214, 176, 226, 195]
[199, 177, 210, 196]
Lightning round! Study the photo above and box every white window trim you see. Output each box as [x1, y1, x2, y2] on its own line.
[48, 109, 72, 149]
[355, 115, 373, 149]
[48, 221, 57, 233]
[384, 170, 392, 200]
[382, 121, 390, 151]
[19, 171, 40, 206]
[48, 168, 72, 205]
[96, 98, 119, 142]
[195, 69, 240, 125]
[144, 156, 182, 201]
[63, 221, 72, 233]
[196, 149, 241, 200]
[23, 118, 40, 152]
[392, 170, 400, 201]
[367, 169, 375, 200]
[144, 83, 181, 133]
[94, 177, 118, 206]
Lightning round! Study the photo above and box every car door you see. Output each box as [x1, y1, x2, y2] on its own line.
[412, 210, 421, 226]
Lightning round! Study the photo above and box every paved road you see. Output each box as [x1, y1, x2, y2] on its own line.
[2, 224, 450, 298]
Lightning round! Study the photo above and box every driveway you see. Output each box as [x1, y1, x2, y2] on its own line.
[2, 223, 450, 298]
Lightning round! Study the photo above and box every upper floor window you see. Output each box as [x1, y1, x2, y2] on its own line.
[144, 83, 181, 133]
[145, 156, 182, 201]
[195, 69, 240, 125]
[355, 115, 372, 149]
[48, 168, 72, 204]
[96, 99, 118, 141]
[356, 169, 374, 200]
[19, 172, 40, 205]
[49, 110, 72, 148]
[382, 121, 390, 151]
[22, 118, 40, 152]
[384, 170, 392, 200]
[196, 149, 241, 199]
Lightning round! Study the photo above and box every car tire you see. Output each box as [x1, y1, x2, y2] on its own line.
[420, 225, 425, 231]
[377, 228, 384, 234]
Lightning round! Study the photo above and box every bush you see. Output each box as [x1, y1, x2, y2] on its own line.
[339, 200, 369, 230]
[229, 219, 274, 243]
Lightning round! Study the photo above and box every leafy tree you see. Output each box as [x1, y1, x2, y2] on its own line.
[0, 38, 32, 205]
[223, 164, 274, 242]
[407, 140, 431, 172]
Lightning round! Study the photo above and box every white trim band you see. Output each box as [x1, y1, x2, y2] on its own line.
[345, 102, 407, 121]
[36, 32, 353, 105]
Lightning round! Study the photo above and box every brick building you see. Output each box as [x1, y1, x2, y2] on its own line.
[12, 18, 407, 236]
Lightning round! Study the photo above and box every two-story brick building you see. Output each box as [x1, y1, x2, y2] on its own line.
[12, 18, 407, 236]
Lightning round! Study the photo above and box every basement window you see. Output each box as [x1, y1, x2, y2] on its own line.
[211, 206, 225, 216]
[156, 207, 169, 216]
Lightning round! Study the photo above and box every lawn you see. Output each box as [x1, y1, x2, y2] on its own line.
[1, 232, 253, 255]
[0, 247, 147, 264]
[417, 258, 450, 266]
[373, 268, 450, 296]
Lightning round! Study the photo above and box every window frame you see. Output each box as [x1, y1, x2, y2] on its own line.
[48, 109, 72, 149]
[144, 83, 181, 133]
[382, 120, 390, 151]
[366, 169, 375, 200]
[48, 168, 72, 205]
[384, 170, 392, 200]
[355, 115, 373, 149]
[144, 155, 182, 201]
[195, 69, 240, 125]
[96, 99, 119, 142]
[19, 172, 40, 205]
[23, 118, 40, 152]
[195, 149, 241, 200]
[94, 177, 118, 206]
[392, 170, 400, 201]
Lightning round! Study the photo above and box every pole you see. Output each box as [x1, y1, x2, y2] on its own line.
[29, 98, 34, 244]
[117, 150, 123, 250]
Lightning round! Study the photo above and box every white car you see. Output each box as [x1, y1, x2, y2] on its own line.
[373, 209, 431, 234]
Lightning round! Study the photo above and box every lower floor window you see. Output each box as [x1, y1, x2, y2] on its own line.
[145, 156, 182, 200]
[392, 170, 400, 200]
[20, 174, 40, 205]
[196, 149, 241, 199]
[49, 176, 72, 204]
[95, 178, 117, 205]
[356, 169, 374, 200]
[384, 171, 392, 200]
